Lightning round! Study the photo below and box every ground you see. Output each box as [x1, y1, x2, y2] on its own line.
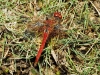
[0, 0, 100, 75]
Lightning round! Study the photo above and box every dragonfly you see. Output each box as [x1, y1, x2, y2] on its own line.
[26, 12, 65, 66]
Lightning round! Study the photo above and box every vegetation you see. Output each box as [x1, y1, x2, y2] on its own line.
[0, 0, 100, 75]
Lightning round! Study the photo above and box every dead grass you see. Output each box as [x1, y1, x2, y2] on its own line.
[0, 0, 100, 75]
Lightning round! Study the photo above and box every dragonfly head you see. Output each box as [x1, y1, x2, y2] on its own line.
[53, 12, 62, 19]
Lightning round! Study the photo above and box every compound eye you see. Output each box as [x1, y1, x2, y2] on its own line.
[54, 12, 62, 19]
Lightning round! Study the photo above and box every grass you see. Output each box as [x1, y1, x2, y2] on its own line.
[0, 0, 100, 75]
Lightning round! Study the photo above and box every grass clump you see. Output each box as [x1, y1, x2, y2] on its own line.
[0, 0, 100, 75]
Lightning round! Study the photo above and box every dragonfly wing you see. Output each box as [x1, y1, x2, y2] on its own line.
[24, 20, 44, 38]
[48, 24, 67, 39]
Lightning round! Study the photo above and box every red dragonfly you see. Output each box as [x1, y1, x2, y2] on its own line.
[26, 12, 65, 66]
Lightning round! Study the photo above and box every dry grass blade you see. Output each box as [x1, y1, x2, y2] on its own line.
[0, 0, 100, 75]
[90, 1, 100, 16]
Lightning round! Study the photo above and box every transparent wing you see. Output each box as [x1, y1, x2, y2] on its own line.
[48, 24, 68, 39]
